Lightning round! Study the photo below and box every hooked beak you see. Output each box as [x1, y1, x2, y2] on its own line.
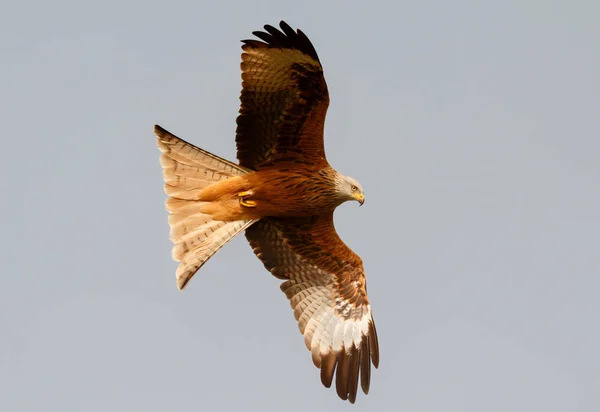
[354, 193, 365, 206]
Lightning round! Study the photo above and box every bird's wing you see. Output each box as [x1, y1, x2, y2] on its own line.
[236, 21, 330, 170]
[245, 213, 379, 403]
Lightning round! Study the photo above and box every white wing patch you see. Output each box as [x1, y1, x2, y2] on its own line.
[282, 277, 374, 367]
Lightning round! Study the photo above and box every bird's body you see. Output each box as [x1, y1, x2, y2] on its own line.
[156, 21, 379, 403]
[195, 165, 345, 220]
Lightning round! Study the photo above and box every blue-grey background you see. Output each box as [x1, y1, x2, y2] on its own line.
[3, 1, 599, 411]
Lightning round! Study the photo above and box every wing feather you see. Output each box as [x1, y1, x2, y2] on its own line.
[347, 346, 360, 404]
[236, 21, 329, 169]
[360, 337, 371, 394]
[320, 352, 337, 388]
[245, 214, 378, 403]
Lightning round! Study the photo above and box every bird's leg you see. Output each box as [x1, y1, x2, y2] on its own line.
[238, 191, 257, 208]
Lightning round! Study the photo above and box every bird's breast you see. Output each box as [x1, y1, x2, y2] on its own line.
[247, 168, 340, 217]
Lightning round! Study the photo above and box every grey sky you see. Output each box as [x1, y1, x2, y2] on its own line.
[3, 1, 599, 411]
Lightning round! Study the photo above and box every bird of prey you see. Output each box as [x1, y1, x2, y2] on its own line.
[156, 21, 379, 403]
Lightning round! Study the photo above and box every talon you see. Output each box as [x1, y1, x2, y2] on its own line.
[238, 191, 257, 208]
[240, 198, 257, 207]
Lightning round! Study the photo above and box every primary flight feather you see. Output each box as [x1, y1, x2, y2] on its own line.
[156, 21, 379, 403]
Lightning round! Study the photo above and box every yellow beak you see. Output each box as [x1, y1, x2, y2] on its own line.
[354, 192, 365, 206]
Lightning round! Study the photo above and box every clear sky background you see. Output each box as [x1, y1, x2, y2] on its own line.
[3, 1, 599, 411]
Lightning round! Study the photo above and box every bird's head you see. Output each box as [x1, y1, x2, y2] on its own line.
[335, 174, 365, 206]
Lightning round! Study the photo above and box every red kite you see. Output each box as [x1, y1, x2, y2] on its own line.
[156, 21, 379, 403]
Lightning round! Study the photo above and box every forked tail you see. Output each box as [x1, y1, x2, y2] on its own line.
[155, 125, 257, 290]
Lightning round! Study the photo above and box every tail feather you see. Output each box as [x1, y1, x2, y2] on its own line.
[156, 125, 257, 290]
[169, 211, 212, 239]
[156, 124, 250, 177]
[173, 219, 255, 290]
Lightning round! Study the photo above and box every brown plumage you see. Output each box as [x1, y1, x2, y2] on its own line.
[156, 21, 378, 403]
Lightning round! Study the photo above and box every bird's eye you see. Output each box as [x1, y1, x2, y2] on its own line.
[351, 185, 358, 192]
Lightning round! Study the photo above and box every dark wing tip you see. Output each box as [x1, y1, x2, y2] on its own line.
[320, 353, 337, 388]
[369, 321, 380, 369]
[347, 346, 360, 404]
[331, 345, 365, 404]
[324, 321, 378, 402]
[241, 20, 320, 62]
[335, 351, 350, 401]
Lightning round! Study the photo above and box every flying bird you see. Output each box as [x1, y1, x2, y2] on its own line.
[156, 21, 379, 403]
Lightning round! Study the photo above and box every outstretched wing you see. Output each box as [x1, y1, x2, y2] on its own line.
[245, 213, 379, 403]
[236, 21, 330, 170]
